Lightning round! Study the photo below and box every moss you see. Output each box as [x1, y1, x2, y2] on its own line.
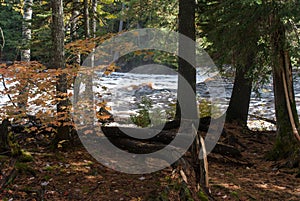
[179, 182, 194, 201]
[55, 153, 66, 162]
[2, 197, 9, 201]
[146, 189, 169, 201]
[0, 155, 9, 160]
[230, 191, 239, 199]
[44, 175, 51, 181]
[268, 137, 297, 159]
[43, 166, 54, 171]
[268, 104, 299, 161]
[8, 131, 21, 156]
[15, 162, 36, 176]
[43, 165, 59, 171]
[15, 162, 29, 170]
[19, 150, 34, 162]
[197, 190, 209, 201]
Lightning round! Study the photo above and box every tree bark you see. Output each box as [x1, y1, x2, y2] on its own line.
[51, 0, 72, 147]
[113, 2, 125, 61]
[270, 11, 300, 160]
[71, 0, 80, 42]
[0, 119, 10, 153]
[175, 0, 197, 120]
[18, 0, 33, 112]
[226, 59, 253, 126]
[92, 0, 97, 38]
[71, 0, 81, 105]
[84, 0, 90, 38]
[176, 0, 208, 190]
[100, 126, 241, 157]
[0, 119, 21, 156]
[0, 27, 4, 60]
[21, 0, 33, 62]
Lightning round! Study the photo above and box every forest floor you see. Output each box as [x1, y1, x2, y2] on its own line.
[0, 124, 300, 201]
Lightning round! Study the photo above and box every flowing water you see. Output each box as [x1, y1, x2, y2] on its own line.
[2, 71, 300, 131]
[91, 71, 300, 130]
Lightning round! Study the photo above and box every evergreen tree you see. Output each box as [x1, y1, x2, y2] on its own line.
[51, 0, 73, 147]
[199, 0, 300, 163]
[267, 0, 300, 161]
[197, 0, 262, 126]
[0, 3, 22, 61]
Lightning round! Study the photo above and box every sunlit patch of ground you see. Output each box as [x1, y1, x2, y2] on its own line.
[1, 125, 299, 200]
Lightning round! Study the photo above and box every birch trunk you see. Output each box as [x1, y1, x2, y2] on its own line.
[21, 0, 33, 62]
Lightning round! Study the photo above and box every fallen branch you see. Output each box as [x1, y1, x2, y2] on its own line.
[248, 114, 276, 125]
[199, 128, 209, 188]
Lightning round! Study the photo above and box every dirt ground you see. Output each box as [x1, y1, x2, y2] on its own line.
[1, 125, 299, 201]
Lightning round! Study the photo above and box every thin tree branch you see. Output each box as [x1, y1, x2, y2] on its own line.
[1, 74, 18, 108]
[0, 27, 5, 50]
[199, 129, 209, 189]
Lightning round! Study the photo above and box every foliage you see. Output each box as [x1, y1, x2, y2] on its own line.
[130, 96, 170, 127]
[122, 0, 178, 29]
[197, 0, 300, 77]
[130, 96, 152, 127]
[115, 50, 178, 72]
[30, 1, 52, 64]
[198, 99, 222, 118]
[0, 61, 74, 132]
[0, 4, 22, 61]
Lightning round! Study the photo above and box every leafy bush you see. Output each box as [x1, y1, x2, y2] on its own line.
[130, 97, 152, 127]
[130, 96, 171, 127]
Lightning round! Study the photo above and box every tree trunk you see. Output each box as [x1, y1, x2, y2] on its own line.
[92, 0, 97, 38]
[71, 0, 80, 42]
[71, 0, 81, 105]
[83, 0, 94, 127]
[21, 0, 32, 62]
[113, 2, 125, 61]
[0, 119, 10, 153]
[175, 0, 197, 121]
[84, 0, 90, 38]
[177, 0, 208, 190]
[270, 11, 300, 161]
[0, 27, 4, 60]
[51, 0, 72, 147]
[0, 119, 21, 156]
[226, 57, 254, 126]
[18, 0, 33, 112]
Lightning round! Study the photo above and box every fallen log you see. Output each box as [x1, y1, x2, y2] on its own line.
[101, 126, 177, 145]
[99, 126, 241, 158]
[152, 116, 212, 132]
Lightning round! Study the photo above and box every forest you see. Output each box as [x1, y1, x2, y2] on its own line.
[0, 0, 300, 200]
